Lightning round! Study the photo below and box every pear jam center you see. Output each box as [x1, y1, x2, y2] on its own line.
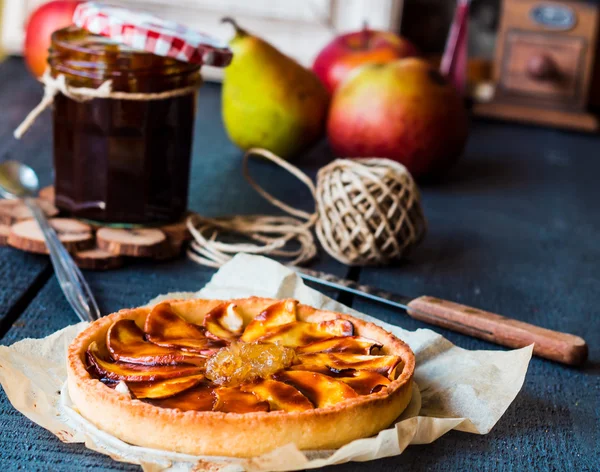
[206, 342, 296, 386]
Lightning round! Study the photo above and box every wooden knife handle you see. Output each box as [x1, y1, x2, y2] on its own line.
[406, 296, 588, 366]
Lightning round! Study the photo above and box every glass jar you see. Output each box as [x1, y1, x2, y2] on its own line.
[49, 26, 202, 224]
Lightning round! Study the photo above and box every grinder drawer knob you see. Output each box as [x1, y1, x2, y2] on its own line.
[527, 54, 559, 81]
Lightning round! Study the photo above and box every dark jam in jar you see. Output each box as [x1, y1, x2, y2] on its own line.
[49, 27, 202, 224]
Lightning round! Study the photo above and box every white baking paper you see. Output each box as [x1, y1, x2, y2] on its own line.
[0, 254, 533, 471]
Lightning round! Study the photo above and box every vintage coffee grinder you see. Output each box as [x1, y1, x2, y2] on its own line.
[475, 0, 600, 131]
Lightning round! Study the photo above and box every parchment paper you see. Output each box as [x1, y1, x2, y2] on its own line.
[0, 254, 533, 471]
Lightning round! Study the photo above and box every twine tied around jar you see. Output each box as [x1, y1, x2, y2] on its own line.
[14, 69, 202, 139]
[186, 149, 427, 268]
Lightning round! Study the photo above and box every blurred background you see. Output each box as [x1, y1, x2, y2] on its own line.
[0, 0, 499, 74]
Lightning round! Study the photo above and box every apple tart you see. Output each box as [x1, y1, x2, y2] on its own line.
[67, 297, 415, 457]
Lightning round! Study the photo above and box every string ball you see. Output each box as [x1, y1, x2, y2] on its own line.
[315, 158, 427, 266]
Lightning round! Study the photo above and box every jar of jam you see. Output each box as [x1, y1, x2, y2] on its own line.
[49, 26, 203, 224]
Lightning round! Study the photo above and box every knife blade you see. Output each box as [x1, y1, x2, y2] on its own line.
[297, 268, 493, 336]
[296, 268, 588, 366]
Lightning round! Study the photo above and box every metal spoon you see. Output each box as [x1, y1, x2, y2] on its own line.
[0, 161, 100, 323]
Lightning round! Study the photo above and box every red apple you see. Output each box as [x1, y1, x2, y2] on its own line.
[24, 1, 81, 78]
[313, 26, 418, 94]
[327, 58, 469, 178]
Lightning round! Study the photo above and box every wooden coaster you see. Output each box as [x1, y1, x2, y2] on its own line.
[0, 224, 9, 246]
[160, 213, 193, 245]
[96, 227, 167, 257]
[75, 247, 124, 270]
[3, 186, 195, 269]
[38, 186, 55, 203]
[146, 215, 192, 261]
[8, 218, 94, 254]
[0, 199, 59, 225]
[153, 240, 185, 261]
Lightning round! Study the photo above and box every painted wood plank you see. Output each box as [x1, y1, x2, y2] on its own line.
[0, 57, 55, 333]
[350, 120, 600, 471]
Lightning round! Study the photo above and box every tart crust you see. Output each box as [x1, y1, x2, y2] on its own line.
[67, 297, 415, 457]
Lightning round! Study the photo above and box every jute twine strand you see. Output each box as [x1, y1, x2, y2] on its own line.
[14, 69, 202, 139]
[186, 150, 426, 268]
[186, 148, 318, 268]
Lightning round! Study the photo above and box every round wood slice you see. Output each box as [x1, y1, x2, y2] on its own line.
[0, 224, 10, 246]
[153, 240, 185, 261]
[0, 199, 59, 225]
[75, 247, 124, 270]
[159, 213, 193, 245]
[38, 186, 55, 203]
[96, 227, 166, 257]
[8, 218, 94, 254]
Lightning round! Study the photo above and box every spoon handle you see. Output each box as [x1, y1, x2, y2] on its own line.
[24, 198, 100, 323]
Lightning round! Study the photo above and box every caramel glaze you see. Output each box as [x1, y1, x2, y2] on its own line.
[89, 301, 402, 414]
[150, 385, 215, 411]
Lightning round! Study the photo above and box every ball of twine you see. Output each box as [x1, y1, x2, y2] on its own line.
[316, 159, 426, 266]
[187, 149, 426, 268]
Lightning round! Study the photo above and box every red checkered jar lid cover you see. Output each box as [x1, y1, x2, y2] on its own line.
[73, 2, 233, 66]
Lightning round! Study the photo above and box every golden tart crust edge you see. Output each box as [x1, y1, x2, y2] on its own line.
[67, 297, 415, 458]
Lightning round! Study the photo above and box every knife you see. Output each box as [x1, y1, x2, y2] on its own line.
[297, 268, 588, 366]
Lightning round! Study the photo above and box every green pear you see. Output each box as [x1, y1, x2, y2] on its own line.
[221, 18, 329, 159]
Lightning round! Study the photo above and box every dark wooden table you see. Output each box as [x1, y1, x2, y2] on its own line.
[0, 57, 598, 471]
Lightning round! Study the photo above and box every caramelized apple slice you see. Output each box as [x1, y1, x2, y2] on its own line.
[127, 374, 205, 399]
[296, 336, 382, 355]
[145, 302, 226, 354]
[87, 342, 203, 382]
[212, 386, 270, 413]
[241, 299, 298, 342]
[150, 385, 215, 412]
[293, 353, 402, 378]
[257, 319, 354, 348]
[107, 319, 206, 366]
[241, 379, 313, 412]
[337, 371, 391, 395]
[274, 370, 358, 408]
[203, 303, 244, 340]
